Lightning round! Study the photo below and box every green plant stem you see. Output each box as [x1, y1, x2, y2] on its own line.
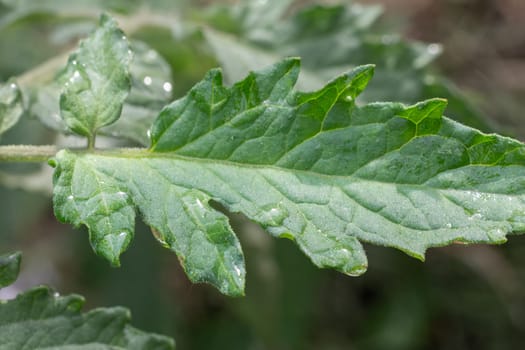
[0, 145, 57, 162]
[87, 135, 95, 150]
[0, 145, 152, 163]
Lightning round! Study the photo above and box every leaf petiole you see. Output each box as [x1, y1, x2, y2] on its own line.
[0, 145, 57, 163]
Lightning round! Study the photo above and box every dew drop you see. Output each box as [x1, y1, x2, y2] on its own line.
[53, 292, 60, 297]
[163, 82, 172, 92]
[470, 213, 483, 220]
[381, 34, 396, 45]
[259, 203, 288, 226]
[67, 195, 74, 201]
[340, 248, 350, 257]
[117, 191, 127, 199]
[234, 265, 242, 277]
[196, 198, 205, 210]
[146, 129, 151, 139]
[445, 223, 452, 229]
[471, 192, 482, 201]
[146, 50, 157, 60]
[68, 70, 88, 91]
[427, 43, 441, 55]
[143, 76, 152, 86]
[9, 83, 17, 90]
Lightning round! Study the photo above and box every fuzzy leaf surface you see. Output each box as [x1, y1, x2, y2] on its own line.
[0, 286, 175, 349]
[59, 14, 132, 140]
[52, 59, 525, 296]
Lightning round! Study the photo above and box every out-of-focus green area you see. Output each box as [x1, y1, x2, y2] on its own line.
[1, 0, 524, 349]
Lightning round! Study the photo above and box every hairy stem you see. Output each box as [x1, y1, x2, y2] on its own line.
[0, 145, 57, 162]
[0, 145, 151, 163]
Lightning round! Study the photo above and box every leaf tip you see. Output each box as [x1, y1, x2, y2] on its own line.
[342, 263, 368, 277]
[398, 97, 448, 125]
[99, 12, 115, 25]
[96, 231, 133, 267]
[225, 284, 245, 298]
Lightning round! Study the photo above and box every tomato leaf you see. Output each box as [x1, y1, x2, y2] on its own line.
[59, 13, 132, 144]
[51, 58, 525, 296]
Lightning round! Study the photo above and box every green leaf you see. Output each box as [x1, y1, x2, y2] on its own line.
[0, 251, 21, 288]
[51, 59, 525, 296]
[59, 13, 132, 144]
[0, 251, 174, 349]
[51, 149, 245, 296]
[0, 286, 175, 349]
[0, 80, 23, 136]
[32, 40, 172, 146]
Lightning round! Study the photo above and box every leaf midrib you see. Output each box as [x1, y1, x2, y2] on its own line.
[78, 148, 521, 195]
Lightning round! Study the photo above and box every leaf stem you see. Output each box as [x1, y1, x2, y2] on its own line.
[0, 145, 57, 162]
[0, 145, 152, 163]
[87, 135, 96, 150]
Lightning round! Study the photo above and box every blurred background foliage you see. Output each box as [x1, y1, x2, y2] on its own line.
[1, 0, 525, 349]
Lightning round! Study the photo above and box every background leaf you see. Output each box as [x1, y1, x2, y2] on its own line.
[59, 13, 132, 143]
[0, 250, 175, 349]
[0, 251, 21, 288]
[0, 81, 23, 137]
[202, 0, 492, 132]
[32, 40, 173, 146]
[0, 286, 175, 349]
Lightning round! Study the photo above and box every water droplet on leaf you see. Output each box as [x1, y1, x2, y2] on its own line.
[117, 191, 127, 199]
[163, 82, 172, 92]
[258, 203, 288, 226]
[145, 50, 157, 61]
[427, 43, 441, 55]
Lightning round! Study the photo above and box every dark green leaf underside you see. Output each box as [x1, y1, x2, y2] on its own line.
[52, 58, 525, 296]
